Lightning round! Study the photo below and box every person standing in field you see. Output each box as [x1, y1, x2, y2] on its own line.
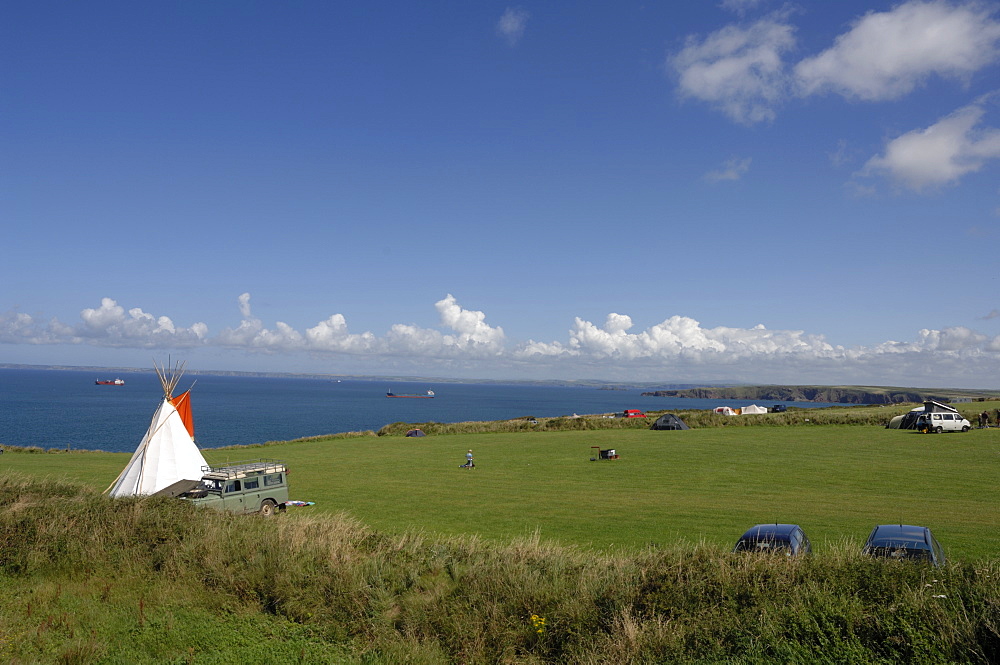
[463, 449, 474, 469]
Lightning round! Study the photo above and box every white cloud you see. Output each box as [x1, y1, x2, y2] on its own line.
[670, 2, 1000, 125]
[217, 293, 268, 348]
[305, 314, 377, 353]
[237, 292, 252, 319]
[705, 156, 752, 181]
[861, 100, 1000, 190]
[80, 298, 125, 333]
[434, 294, 506, 350]
[521, 314, 835, 361]
[915, 325, 989, 351]
[4, 294, 1000, 386]
[515, 314, 1000, 385]
[376, 295, 507, 359]
[217, 293, 504, 359]
[669, 17, 796, 124]
[74, 297, 207, 347]
[0, 311, 66, 345]
[795, 1, 1000, 101]
[496, 7, 530, 47]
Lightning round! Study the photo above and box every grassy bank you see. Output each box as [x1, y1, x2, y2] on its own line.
[373, 400, 1000, 435]
[2, 474, 999, 663]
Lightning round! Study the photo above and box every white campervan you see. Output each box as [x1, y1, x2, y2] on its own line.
[915, 411, 971, 433]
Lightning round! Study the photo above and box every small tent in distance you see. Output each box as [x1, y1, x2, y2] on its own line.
[105, 360, 208, 498]
[650, 413, 690, 430]
[405, 429, 426, 437]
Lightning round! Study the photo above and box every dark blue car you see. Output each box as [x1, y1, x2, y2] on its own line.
[863, 524, 945, 566]
[733, 523, 812, 556]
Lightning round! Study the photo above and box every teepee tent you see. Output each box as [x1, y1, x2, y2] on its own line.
[106, 361, 208, 498]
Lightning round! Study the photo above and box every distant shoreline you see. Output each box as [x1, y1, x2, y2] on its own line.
[3, 364, 996, 399]
[642, 384, 1000, 404]
[0, 364, 708, 391]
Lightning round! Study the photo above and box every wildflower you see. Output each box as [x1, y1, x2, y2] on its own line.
[530, 614, 547, 635]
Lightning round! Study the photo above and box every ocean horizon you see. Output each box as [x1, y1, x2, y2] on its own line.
[0, 368, 845, 453]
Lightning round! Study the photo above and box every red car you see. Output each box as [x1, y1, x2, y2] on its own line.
[621, 409, 646, 418]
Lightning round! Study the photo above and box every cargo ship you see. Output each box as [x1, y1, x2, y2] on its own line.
[95, 378, 125, 386]
[386, 389, 434, 398]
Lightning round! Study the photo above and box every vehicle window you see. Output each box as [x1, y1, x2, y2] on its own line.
[932, 414, 941, 420]
[244, 478, 260, 490]
[224, 480, 241, 493]
[264, 473, 283, 487]
[943, 414, 954, 420]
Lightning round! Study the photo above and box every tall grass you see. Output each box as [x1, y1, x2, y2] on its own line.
[2, 474, 998, 663]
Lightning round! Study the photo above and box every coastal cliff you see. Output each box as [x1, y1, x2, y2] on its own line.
[639, 385, 991, 404]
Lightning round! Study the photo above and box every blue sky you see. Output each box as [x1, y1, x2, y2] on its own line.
[3, 0, 1000, 387]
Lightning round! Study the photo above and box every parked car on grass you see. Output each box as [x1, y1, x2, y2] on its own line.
[732, 523, 812, 556]
[863, 524, 945, 566]
[178, 459, 289, 516]
[915, 412, 971, 433]
[620, 409, 646, 418]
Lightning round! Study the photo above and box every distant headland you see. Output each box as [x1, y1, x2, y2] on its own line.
[640, 385, 1000, 404]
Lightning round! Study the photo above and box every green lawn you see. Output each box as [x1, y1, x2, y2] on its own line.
[4, 424, 999, 560]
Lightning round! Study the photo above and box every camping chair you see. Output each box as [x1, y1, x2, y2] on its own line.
[590, 446, 619, 460]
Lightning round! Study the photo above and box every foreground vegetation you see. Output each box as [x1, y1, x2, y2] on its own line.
[2, 474, 999, 664]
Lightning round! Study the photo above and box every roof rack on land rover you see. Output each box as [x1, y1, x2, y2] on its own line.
[199, 459, 287, 480]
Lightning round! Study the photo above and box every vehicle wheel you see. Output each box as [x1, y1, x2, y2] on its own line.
[962, 426, 970, 432]
[259, 499, 277, 517]
[934, 426, 943, 434]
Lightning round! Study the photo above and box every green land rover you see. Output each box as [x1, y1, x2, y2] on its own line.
[178, 459, 289, 516]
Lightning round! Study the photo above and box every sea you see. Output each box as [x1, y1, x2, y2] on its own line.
[0, 368, 845, 453]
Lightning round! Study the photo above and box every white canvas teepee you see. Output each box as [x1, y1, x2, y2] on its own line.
[106, 361, 208, 498]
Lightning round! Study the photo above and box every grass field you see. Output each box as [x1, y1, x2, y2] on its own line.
[4, 420, 999, 561]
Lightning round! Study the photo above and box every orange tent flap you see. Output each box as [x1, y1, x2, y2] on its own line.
[170, 390, 195, 439]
